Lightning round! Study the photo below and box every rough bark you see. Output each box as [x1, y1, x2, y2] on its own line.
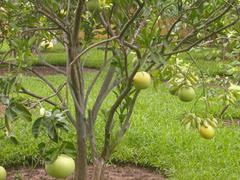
[93, 158, 106, 180]
[75, 113, 88, 180]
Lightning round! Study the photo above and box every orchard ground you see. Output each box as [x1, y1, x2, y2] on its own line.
[1, 45, 240, 179]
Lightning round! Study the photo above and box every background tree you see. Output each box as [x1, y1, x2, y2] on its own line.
[0, 0, 239, 179]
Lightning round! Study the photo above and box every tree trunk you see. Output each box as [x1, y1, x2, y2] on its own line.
[67, 35, 88, 180]
[75, 115, 88, 180]
[93, 158, 106, 180]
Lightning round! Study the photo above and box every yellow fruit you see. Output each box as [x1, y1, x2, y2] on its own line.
[133, 71, 151, 90]
[199, 125, 215, 139]
[60, 9, 67, 17]
[0, 166, 6, 180]
[178, 86, 195, 102]
[45, 154, 75, 178]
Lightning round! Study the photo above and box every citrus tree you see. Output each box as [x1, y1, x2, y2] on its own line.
[0, 0, 239, 179]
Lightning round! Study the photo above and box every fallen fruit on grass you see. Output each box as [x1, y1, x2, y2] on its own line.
[178, 86, 195, 102]
[133, 71, 151, 90]
[45, 154, 75, 178]
[199, 125, 215, 139]
[0, 166, 6, 180]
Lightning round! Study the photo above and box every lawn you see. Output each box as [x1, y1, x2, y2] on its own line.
[1, 1, 239, 179]
[33, 48, 106, 68]
[0, 42, 231, 76]
[0, 73, 240, 179]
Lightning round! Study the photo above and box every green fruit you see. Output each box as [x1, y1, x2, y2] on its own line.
[199, 125, 215, 139]
[169, 85, 179, 95]
[178, 86, 196, 102]
[133, 71, 152, 90]
[0, 166, 6, 180]
[45, 154, 75, 178]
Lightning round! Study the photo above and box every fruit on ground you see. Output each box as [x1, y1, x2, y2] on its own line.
[199, 125, 215, 139]
[133, 71, 151, 89]
[178, 86, 195, 102]
[45, 154, 75, 178]
[0, 166, 6, 180]
[169, 85, 179, 95]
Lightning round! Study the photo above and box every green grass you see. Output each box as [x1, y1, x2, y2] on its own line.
[1, 74, 240, 179]
[40, 43, 65, 53]
[34, 47, 235, 77]
[0, 42, 106, 69]
[1, 41, 230, 76]
[32, 48, 106, 69]
[179, 48, 229, 77]
[32, 47, 230, 77]
[0, 42, 9, 53]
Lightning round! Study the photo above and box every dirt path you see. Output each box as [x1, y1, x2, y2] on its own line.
[7, 165, 165, 180]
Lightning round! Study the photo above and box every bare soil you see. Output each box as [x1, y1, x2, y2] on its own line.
[7, 165, 165, 180]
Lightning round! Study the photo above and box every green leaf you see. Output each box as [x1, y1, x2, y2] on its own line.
[32, 117, 44, 138]
[44, 147, 59, 164]
[5, 107, 17, 122]
[11, 102, 32, 122]
[38, 142, 46, 155]
[47, 123, 59, 143]
[0, 95, 9, 105]
[9, 135, 19, 144]
[62, 141, 76, 157]
[55, 121, 69, 132]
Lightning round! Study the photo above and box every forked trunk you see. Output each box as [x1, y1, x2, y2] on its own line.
[93, 158, 106, 180]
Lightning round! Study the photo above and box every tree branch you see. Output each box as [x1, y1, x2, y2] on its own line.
[109, 91, 140, 155]
[101, 51, 141, 160]
[38, 58, 66, 75]
[70, 36, 119, 66]
[22, 27, 60, 34]
[163, 17, 239, 56]
[20, 87, 57, 107]
[72, 0, 86, 45]
[119, 1, 145, 39]
[35, 3, 69, 34]
[173, 1, 236, 52]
